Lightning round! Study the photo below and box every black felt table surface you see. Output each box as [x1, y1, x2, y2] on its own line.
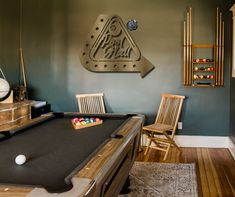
[0, 115, 128, 193]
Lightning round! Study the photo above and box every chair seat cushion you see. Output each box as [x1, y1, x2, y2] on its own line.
[143, 123, 173, 133]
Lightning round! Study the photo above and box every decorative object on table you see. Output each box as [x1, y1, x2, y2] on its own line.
[119, 162, 198, 197]
[183, 7, 224, 87]
[79, 14, 155, 78]
[0, 78, 10, 100]
[72, 117, 103, 129]
[0, 68, 13, 103]
[13, 48, 29, 101]
[12, 48, 28, 102]
[127, 19, 138, 31]
[12, 85, 27, 102]
[76, 93, 106, 114]
[31, 101, 51, 118]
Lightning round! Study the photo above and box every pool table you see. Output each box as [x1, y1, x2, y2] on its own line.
[0, 112, 144, 197]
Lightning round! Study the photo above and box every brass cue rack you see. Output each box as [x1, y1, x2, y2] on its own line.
[183, 7, 224, 87]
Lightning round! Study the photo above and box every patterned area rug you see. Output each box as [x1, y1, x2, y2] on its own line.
[119, 162, 198, 197]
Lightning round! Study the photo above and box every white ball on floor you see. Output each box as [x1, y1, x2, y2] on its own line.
[15, 155, 26, 165]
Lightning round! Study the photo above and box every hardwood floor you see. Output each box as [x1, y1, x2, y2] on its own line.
[137, 147, 235, 197]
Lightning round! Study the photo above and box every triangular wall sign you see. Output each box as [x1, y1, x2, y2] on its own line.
[80, 14, 155, 78]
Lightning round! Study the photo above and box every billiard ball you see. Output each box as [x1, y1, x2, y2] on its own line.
[84, 118, 90, 123]
[72, 118, 79, 122]
[75, 121, 81, 126]
[202, 59, 207, 62]
[196, 59, 200, 63]
[78, 117, 84, 122]
[15, 155, 26, 165]
[194, 67, 198, 71]
[210, 75, 214, 79]
[80, 120, 86, 125]
[95, 118, 101, 122]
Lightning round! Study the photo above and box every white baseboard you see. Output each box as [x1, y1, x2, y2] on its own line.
[174, 135, 229, 148]
[228, 138, 235, 160]
[142, 134, 235, 160]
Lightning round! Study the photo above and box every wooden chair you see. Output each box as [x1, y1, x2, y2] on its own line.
[143, 94, 185, 160]
[76, 93, 106, 114]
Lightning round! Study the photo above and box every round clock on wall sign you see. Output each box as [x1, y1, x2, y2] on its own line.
[127, 19, 138, 31]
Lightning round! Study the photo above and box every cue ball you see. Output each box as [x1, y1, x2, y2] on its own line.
[15, 155, 26, 165]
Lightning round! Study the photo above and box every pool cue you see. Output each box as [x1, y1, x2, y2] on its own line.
[189, 7, 192, 85]
[0, 68, 6, 80]
[218, 12, 222, 86]
[19, 48, 28, 91]
[215, 8, 219, 86]
[187, 11, 190, 85]
[221, 21, 224, 86]
[19, 0, 28, 99]
[184, 21, 187, 85]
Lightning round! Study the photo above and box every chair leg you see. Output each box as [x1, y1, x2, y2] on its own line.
[162, 131, 181, 152]
[144, 138, 151, 155]
[163, 144, 171, 160]
[144, 132, 153, 155]
[138, 130, 144, 153]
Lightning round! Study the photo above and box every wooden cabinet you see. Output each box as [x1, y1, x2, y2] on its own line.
[0, 101, 32, 131]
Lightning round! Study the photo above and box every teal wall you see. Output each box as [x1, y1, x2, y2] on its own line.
[0, 0, 20, 85]
[1, 0, 232, 136]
